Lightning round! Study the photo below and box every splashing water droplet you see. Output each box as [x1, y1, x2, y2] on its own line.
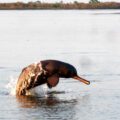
[5, 76, 48, 97]
[5, 76, 18, 96]
[29, 85, 48, 97]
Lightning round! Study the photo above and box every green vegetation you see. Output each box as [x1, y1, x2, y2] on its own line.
[89, 0, 100, 4]
[0, 1, 120, 9]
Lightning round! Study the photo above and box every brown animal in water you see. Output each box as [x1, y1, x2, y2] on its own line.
[16, 60, 90, 96]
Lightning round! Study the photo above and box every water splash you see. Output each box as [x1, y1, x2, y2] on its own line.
[5, 76, 17, 96]
[30, 85, 48, 97]
[5, 76, 48, 97]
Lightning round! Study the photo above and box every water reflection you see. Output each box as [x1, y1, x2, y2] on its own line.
[16, 95, 61, 108]
[16, 91, 79, 120]
[16, 91, 77, 108]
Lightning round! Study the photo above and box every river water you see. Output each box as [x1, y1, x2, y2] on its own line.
[0, 10, 120, 120]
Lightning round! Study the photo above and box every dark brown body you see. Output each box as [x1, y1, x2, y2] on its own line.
[16, 60, 90, 96]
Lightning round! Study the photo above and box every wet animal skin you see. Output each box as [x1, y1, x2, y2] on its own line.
[16, 60, 90, 96]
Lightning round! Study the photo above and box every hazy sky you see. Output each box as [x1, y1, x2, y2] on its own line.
[0, 0, 120, 3]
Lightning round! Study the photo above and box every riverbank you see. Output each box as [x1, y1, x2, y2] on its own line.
[0, 2, 120, 10]
[0, 9, 120, 120]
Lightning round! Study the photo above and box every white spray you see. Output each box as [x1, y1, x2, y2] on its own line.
[5, 76, 17, 96]
[5, 76, 48, 97]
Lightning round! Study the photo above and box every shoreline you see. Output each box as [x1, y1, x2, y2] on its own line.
[0, 2, 120, 10]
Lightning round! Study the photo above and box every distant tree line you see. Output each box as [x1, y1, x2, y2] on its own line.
[89, 0, 100, 4]
[0, 1, 120, 9]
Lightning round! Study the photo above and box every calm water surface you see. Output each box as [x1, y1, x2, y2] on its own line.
[0, 10, 120, 120]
